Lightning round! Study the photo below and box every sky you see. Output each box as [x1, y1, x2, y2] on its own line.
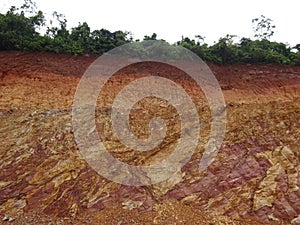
[1, 0, 299, 47]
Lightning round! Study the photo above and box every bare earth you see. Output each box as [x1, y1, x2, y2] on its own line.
[1, 51, 300, 224]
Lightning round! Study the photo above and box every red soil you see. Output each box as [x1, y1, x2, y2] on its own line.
[1, 51, 300, 224]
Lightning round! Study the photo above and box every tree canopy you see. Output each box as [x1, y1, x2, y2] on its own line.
[0, 1, 299, 65]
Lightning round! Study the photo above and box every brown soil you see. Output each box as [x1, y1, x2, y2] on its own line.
[1, 51, 300, 224]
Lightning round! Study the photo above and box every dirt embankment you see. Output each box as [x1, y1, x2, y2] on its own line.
[0, 51, 300, 224]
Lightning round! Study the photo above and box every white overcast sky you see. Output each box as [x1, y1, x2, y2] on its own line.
[1, 0, 299, 46]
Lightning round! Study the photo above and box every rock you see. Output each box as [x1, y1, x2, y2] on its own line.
[292, 216, 300, 224]
[248, 70, 256, 75]
[3, 215, 15, 222]
[228, 102, 235, 107]
[152, 170, 185, 196]
[122, 200, 143, 210]
[1, 55, 300, 224]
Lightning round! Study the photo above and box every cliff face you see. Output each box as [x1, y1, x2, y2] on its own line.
[0, 52, 300, 224]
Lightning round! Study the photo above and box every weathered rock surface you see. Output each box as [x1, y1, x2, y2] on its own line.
[0, 52, 300, 224]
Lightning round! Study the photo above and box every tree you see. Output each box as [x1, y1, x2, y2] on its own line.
[46, 11, 68, 38]
[0, 1, 45, 50]
[252, 15, 276, 40]
[209, 34, 239, 64]
[293, 44, 300, 52]
[143, 33, 157, 41]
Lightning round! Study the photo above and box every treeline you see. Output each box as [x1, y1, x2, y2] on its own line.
[0, 4, 129, 55]
[0, 1, 300, 65]
[178, 36, 300, 65]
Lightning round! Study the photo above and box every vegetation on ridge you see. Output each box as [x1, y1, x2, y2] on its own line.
[0, 0, 299, 65]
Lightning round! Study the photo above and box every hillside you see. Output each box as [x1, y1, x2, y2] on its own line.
[0, 51, 300, 224]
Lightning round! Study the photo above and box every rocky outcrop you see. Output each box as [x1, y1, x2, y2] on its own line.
[0, 52, 300, 224]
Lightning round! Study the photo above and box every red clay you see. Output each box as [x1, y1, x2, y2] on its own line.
[0, 51, 300, 224]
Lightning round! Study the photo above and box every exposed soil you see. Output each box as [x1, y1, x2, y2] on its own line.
[0, 51, 300, 224]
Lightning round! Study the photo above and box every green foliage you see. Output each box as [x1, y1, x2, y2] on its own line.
[90, 29, 129, 54]
[144, 33, 157, 41]
[0, 1, 130, 54]
[291, 51, 300, 66]
[176, 36, 211, 61]
[209, 35, 239, 64]
[176, 35, 295, 65]
[237, 39, 291, 64]
[0, 4, 44, 50]
[0, 2, 299, 66]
